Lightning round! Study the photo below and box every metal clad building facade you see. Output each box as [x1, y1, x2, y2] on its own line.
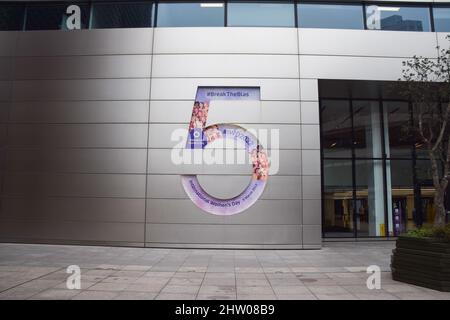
[0, 0, 446, 248]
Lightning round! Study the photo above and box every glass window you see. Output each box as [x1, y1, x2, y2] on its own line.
[91, 2, 153, 29]
[388, 160, 414, 236]
[352, 100, 383, 158]
[298, 3, 364, 30]
[355, 159, 386, 237]
[415, 160, 439, 228]
[25, 3, 90, 30]
[321, 100, 353, 158]
[157, 2, 224, 27]
[227, 2, 295, 27]
[383, 101, 413, 159]
[323, 159, 354, 238]
[433, 6, 450, 32]
[0, 4, 25, 31]
[366, 5, 431, 32]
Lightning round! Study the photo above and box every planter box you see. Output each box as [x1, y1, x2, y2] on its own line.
[391, 235, 450, 292]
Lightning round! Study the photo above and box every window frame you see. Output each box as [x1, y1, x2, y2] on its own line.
[362, 1, 433, 32]
[226, 0, 297, 28]
[0, 1, 26, 31]
[155, 0, 225, 28]
[296, 1, 365, 30]
[89, 1, 154, 29]
[431, 4, 450, 32]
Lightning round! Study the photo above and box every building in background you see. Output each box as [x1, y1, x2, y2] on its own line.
[0, 0, 449, 248]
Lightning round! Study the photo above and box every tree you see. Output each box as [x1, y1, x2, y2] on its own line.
[398, 37, 450, 226]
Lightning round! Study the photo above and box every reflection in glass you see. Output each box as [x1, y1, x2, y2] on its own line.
[433, 7, 450, 32]
[157, 2, 224, 27]
[320, 100, 352, 158]
[389, 160, 414, 235]
[26, 4, 90, 30]
[352, 101, 383, 158]
[298, 3, 364, 29]
[227, 2, 295, 27]
[415, 160, 438, 228]
[323, 160, 354, 237]
[355, 160, 386, 237]
[91, 2, 153, 28]
[366, 5, 431, 31]
[383, 101, 413, 158]
[0, 5, 24, 30]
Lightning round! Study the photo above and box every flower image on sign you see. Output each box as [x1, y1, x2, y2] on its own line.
[181, 87, 269, 216]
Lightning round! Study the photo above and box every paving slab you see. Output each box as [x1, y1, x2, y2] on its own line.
[0, 242, 449, 300]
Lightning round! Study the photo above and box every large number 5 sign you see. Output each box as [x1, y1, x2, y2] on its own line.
[181, 87, 269, 216]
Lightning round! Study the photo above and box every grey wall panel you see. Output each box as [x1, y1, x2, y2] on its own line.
[0, 124, 6, 146]
[0, 57, 14, 80]
[299, 29, 438, 58]
[147, 149, 300, 175]
[260, 175, 301, 200]
[196, 174, 253, 199]
[146, 174, 301, 200]
[150, 100, 301, 124]
[0, 32, 17, 57]
[3, 173, 146, 198]
[223, 225, 301, 244]
[301, 125, 320, 150]
[148, 124, 301, 149]
[146, 223, 301, 244]
[224, 201, 301, 225]
[150, 100, 301, 125]
[149, 101, 192, 123]
[0, 81, 12, 101]
[146, 199, 301, 225]
[14, 55, 152, 80]
[5, 149, 147, 174]
[300, 55, 406, 81]
[146, 223, 225, 244]
[6, 124, 148, 148]
[197, 175, 301, 200]
[0, 25, 318, 248]
[0, 220, 145, 243]
[147, 175, 186, 199]
[153, 28, 298, 54]
[302, 225, 322, 246]
[303, 199, 321, 225]
[0, 103, 8, 123]
[302, 150, 321, 175]
[0, 197, 145, 223]
[302, 175, 321, 200]
[9, 100, 149, 123]
[16, 29, 153, 56]
[300, 101, 319, 124]
[152, 54, 299, 78]
[299, 79, 318, 101]
[150, 78, 300, 101]
[12, 79, 150, 101]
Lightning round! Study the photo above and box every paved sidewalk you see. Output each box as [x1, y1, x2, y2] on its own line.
[0, 242, 449, 300]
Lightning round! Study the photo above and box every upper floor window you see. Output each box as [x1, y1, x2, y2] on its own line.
[25, 3, 90, 30]
[0, 4, 24, 31]
[91, 2, 153, 29]
[157, 2, 224, 27]
[433, 6, 450, 32]
[366, 4, 431, 32]
[227, 2, 295, 27]
[298, 3, 364, 30]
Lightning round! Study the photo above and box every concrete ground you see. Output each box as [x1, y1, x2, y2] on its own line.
[0, 241, 449, 300]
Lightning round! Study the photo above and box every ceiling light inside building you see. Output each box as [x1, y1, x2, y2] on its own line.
[378, 7, 400, 12]
[200, 3, 224, 8]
